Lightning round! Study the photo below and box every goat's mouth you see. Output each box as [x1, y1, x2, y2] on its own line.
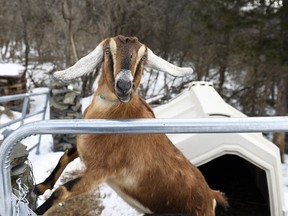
[115, 79, 133, 103]
[115, 89, 132, 103]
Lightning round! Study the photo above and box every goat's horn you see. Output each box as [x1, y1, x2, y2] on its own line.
[146, 49, 193, 76]
[54, 42, 104, 81]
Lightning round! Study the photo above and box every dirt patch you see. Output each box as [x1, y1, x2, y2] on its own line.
[44, 190, 103, 216]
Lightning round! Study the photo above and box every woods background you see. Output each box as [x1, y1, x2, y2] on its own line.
[0, 0, 287, 153]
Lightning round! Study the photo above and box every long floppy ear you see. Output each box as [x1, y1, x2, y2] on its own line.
[54, 42, 104, 81]
[146, 48, 193, 76]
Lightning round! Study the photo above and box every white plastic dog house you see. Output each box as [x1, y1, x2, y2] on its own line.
[154, 81, 287, 216]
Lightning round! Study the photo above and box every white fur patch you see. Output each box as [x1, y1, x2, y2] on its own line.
[136, 45, 146, 63]
[213, 198, 216, 211]
[109, 38, 117, 76]
[115, 70, 133, 83]
[107, 180, 152, 214]
[109, 38, 117, 55]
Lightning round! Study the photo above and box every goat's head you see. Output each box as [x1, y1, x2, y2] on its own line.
[54, 35, 193, 103]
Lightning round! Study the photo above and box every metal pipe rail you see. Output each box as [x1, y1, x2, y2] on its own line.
[0, 91, 49, 103]
[0, 116, 288, 216]
[0, 90, 49, 153]
[0, 91, 49, 128]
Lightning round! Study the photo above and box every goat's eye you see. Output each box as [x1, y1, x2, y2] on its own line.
[141, 55, 147, 61]
[105, 48, 110, 55]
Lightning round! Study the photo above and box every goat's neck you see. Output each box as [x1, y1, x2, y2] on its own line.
[85, 88, 153, 119]
[96, 84, 119, 103]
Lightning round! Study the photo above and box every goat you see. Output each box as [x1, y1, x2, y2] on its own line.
[34, 35, 228, 215]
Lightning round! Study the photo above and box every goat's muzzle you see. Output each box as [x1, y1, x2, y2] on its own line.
[115, 70, 133, 103]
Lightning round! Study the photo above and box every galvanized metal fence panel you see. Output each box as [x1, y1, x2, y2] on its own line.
[0, 91, 49, 153]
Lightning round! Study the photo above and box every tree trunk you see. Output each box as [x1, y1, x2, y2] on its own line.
[19, 0, 30, 80]
[217, 64, 226, 96]
[273, 0, 288, 162]
[273, 78, 287, 162]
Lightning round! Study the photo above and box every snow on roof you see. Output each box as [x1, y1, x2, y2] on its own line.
[0, 63, 25, 77]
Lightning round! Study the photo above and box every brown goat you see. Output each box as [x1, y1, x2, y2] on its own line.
[34, 35, 228, 215]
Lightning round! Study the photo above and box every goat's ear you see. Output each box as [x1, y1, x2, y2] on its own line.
[146, 48, 193, 77]
[54, 42, 104, 81]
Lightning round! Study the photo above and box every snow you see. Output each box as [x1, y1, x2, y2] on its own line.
[0, 63, 25, 76]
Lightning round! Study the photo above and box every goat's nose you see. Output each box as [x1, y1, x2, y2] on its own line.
[116, 79, 132, 93]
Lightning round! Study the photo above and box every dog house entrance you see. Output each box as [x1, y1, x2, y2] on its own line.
[198, 155, 270, 216]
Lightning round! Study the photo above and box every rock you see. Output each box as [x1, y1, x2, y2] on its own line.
[49, 81, 65, 89]
[51, 88, 70, 95]
[0, 140, 29, 169]
[50, 97, 69, 110]
[63, 92, 77, 105]
[66, 111, 82, 119]
[10, 143, 29, 168]
[71, 101, 81, 111]
[62, 135, 77, 144]
[50, 84, 82, 151]
[62, 142, 73, 151]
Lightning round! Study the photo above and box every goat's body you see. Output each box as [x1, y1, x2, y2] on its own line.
[35, 35, 228, 215]
[76, 94, 217, 215]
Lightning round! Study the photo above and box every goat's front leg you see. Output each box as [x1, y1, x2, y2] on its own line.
[34, 169, 106, 215]
[34, 146, 79, 195]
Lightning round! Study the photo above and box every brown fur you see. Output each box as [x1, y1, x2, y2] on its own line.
[35, 35, 228, 215]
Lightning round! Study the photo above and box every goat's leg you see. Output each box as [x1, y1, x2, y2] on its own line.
[34, 170, 105, 215]
[34, 146, 79, 195]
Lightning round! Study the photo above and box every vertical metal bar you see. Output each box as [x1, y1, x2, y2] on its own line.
[0, 143, 13, 216]
[35, 91, 49, 154]
[20, 94, 29, 127]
